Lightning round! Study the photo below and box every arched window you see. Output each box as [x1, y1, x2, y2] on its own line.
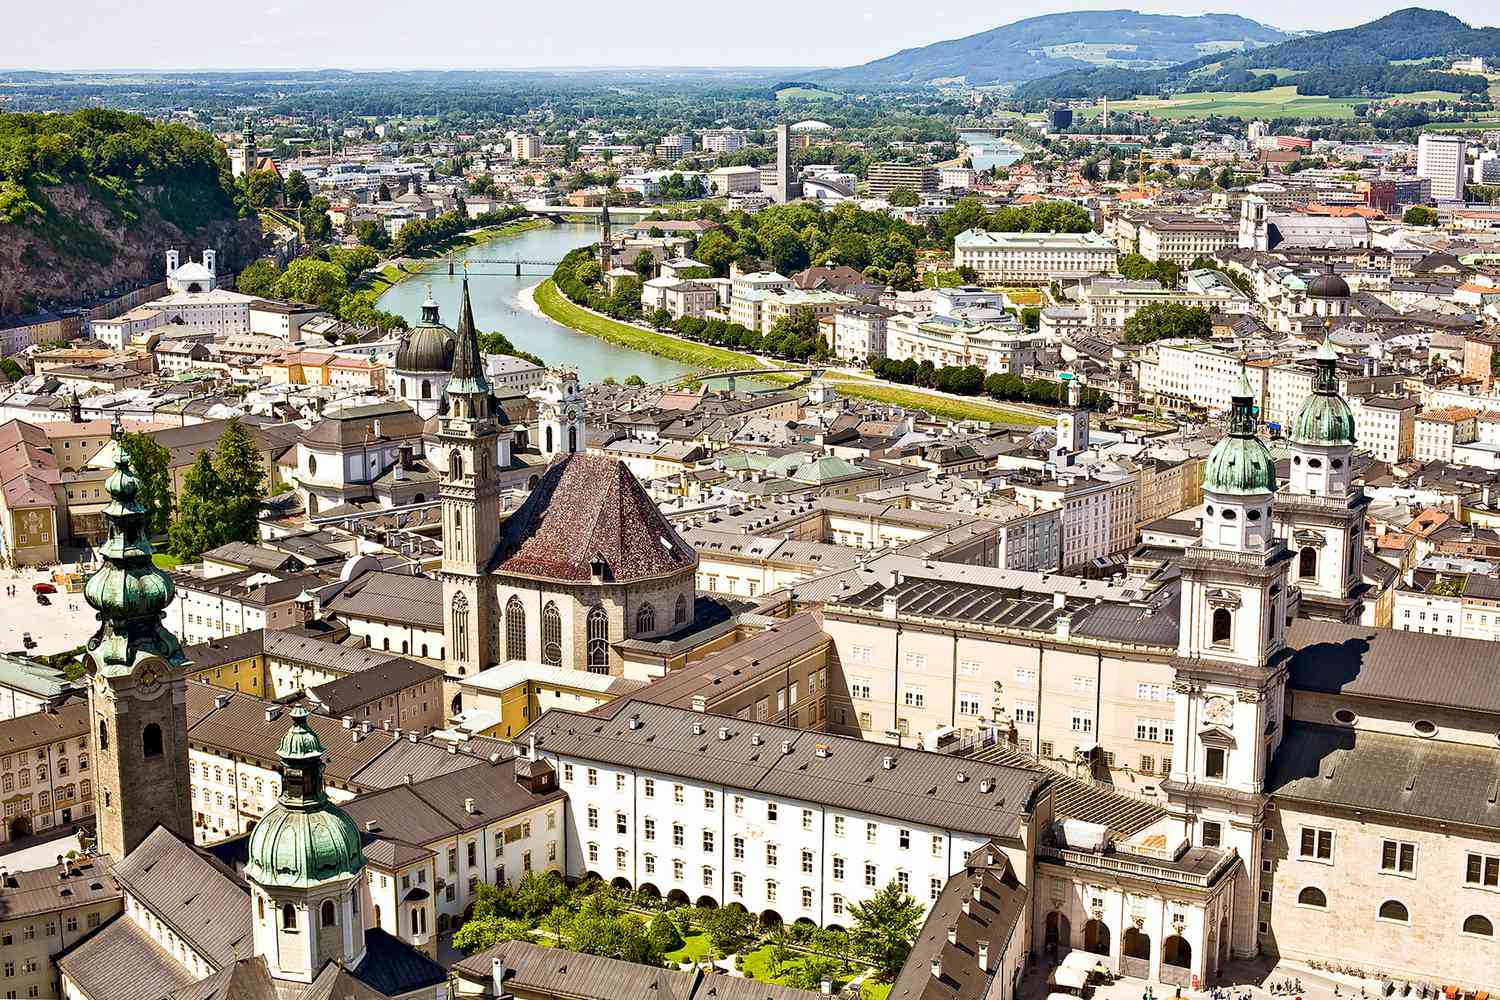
[568, 425, 578, 453]
[421, 380, 432, 400]
[373, 904, 381, 927]
[675, 593, 688, 625]
[400, 379, 407, 397]
[1299, 546, 1318, 579]
[142, 723, 163, 759]
[1211, 608, 1232, 646]
[587, 606, 610, 674]
[449, 450, 463, 481]
[506, 596, 526, 660]
[1463, 914, 1493, 937]
[451, 593, 470, 662]
[257, 895, 264, 920]
[282, 904, 297, 930]
[321, 900, 336, 927]
[1378, 900, 1409, 923]
[541, 602, 563, 667]
[636, 603, 655, 636]
[1297, 887, 1327, 908]
[545, 426, 554, 454]
[307, 454, 318, 478]
[411, 908, 420, 935]
[98, 717, 109, 751]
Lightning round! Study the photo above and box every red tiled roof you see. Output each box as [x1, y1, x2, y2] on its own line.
[494, 454, 697, 583]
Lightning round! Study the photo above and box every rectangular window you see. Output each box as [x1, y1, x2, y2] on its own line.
[1381, 840, 1416, 875]
[1204, 747, 1227, 780]
[902, 686, 925, 708]
[766, 843, 778, 866]
[802, 809, 813, 831]
[644, 818, 656, 840]
[616, 813, 627, 835]
[1466, 853, 1500, 887]
[643, 778, 655, 798]
[1202, 821, 1223, 848]
[864, 863, 877, 887]
[703, 830, 714, 852]
[615, 774, 626, 792]
[1014, 702, 1036, 724]
[733, 795, 744, 816]
[1299, 827, 1334, 862]
[850, 677, 871, 699]
[1070, 708, 1093, 734]
[801, 849, 814, 874]
[704, 790, 715, 810]
[833, 816, 845, 836]
[734, 836, 745, 860]
[898, 829, 910, 849]
[586, 768, 597, 786]
[673, 824, 684, 848]
[767, 802, 778, 822]
[1071, 675, 1094, 692]
[958, 692, 981, 716]
[673, 784, 684, 804]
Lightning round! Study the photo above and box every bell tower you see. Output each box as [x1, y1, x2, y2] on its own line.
[84, 420, 193, 861]
[1275, 336, 1366, 622]
[531, 368, 585, 461]
[439, 277, 499, 678]
[1168, 372, 1292, 963]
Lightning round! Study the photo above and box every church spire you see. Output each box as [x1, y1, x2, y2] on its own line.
[446, 275, 491, 405]
[83, 421, 183, 676]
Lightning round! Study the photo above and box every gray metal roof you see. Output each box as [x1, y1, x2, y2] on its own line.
[57, 914, 200, 1000]
[1267, 721, 1500, 831]
[109, 827, 253, 968]
[1286, 619, 1500, 717]
[522, 700, 1045, 841]
[320, 571, 443, 629]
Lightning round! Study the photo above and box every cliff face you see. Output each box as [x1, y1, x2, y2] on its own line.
[0, 179, 264, 316]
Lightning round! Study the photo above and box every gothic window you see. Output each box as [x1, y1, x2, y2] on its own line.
[1211, 608, 1232, 646]
[400, 379, 407, 397]
[506, 596, 526, 660]
[636, 603, 655, 636]
[321, 900, 336, 927]
[675, 593, 688, 625]
[282, 904, 297, 930]
[98, 718, 108, 751]
[1299, 547, 1318, 579]
[142, 723, 163, 759]
[541, 602, 563, 667]
[545, 426, 554, 454]
[422, 380, 432, 400]
[587, 606, 609, 674]
[449, 451, 463, 481]
[452, 594, 470, 662]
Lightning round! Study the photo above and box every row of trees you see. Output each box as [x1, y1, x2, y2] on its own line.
[451, 871, 925, 984]
[236, 249, 410, 334]
[870, 358, 1111, 409]
[661, 310, 831, 363]
[1121, 302, 1214, 345]
[117, 420, 265, 562]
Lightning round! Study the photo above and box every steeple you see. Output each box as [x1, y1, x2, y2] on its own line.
[599, 194, 613, 273]
[83, 420, 183, 675]
[444, 276, 492, 421]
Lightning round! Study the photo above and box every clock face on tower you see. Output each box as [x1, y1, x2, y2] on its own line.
[565, 406, 579, 421]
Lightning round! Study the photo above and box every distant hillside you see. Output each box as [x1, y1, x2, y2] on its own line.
[810, 10, 1291, 87]
[1017, 8, 1500, 100]
[0, 110, 261, 316]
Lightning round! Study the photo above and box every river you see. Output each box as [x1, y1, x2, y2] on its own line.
[376, 222, 695, 385]
[958, 130, 1025, 173]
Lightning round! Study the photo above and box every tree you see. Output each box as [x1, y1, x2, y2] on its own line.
[274, 258, 348, 311]
[624, 374, 646, 386]
[119, 432, 173, 536]
[886, 186, 919, 207]
[468, 175, 495, 196]
[242, 169, 282, 209]
[848, 881, 924, 980]
[168, 452, 222, 561]
[283, 170, 311, 207]
[328, 246, 379, 284]
[0, 358, 22, 383]
[701, 905, 754, 956]
[1403, 205, 1439, 226]
[633, 250, 655, 280]
[235, 259, 281, 298]
[354, 219, 390, 250]
[299, 197, 333, 242]
[694, 230, 736, 277]
[647, 911, 684, 956]
[377, 182, 392, 201]
[574, 259, 603, 287]
[764, 224, 809, 275]
[650, 306, 673, 328]
[512, 871, 569, 918]
[1122, 302, 1213, 345]
[213, 419, 266, 547]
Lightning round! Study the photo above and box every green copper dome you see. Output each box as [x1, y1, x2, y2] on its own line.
[1203, 372, 1276, 495]
[1290, 339, 1355, 447]
[245, 708, 364, 889]
[83, 420, 184, 677]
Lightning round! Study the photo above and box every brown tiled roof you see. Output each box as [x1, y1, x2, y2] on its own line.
[0, 700, 87, 754]
[495, 453, 697, 583]
[0, 854, 117, 920]
[341, 755, 564, 846]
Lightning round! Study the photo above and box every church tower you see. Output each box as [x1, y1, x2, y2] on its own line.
[1274, 336, 1366, 621]
[531, 368, 585, 461]
[599, 195, 613, 273]
[246, 708, 367, 983]
[1167, 371, 1292, 963]
[83, 421, 193, 861]
[439, 278, 500, 678]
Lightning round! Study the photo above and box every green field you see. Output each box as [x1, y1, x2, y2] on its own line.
[1081, 85, 1366, 120]
[662, 932, 712, 966]
[776, 86, 841, 101]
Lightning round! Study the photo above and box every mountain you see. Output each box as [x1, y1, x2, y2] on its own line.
[1016, 8, 1500, 99]
[809, 11, 1292, 87]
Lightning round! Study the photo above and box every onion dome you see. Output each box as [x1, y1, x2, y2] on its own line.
[83, 421, 183, 676]
[394, 295, 456, 373]
[245, 707, 364, 888]
[1306, 266, 1349, 299]
[1290, 337, 1355, 447]
[1202, 371, 1276, 495]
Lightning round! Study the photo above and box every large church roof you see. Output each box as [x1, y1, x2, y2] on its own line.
[494, 453, 697, 583]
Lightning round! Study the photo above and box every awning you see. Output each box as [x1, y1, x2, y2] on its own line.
[1050, 967, 1089, 989]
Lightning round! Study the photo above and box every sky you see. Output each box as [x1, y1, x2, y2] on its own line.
[4, 0, 1498, 71]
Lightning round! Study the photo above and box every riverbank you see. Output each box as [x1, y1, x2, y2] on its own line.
[532, 279, 1050, 425]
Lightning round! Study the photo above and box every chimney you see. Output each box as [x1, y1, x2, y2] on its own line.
[814, 743, 830, 758]
[351, 730, 363, 743]
[214, 694, 230, 709]
[342, 716, 354, 729]
[972, 880, 983, 903]
[751, 733, 763, 747]
[403, 773, 413, 784]
[781, 740, 793, 755]
[528, 734, 537, 759]
[447, 743, 458, 754]
[691, 695, 707, 713]
[1055, 613, 1073, 641]
[408, 730, 420, 743]
[930, 958, 943, 980]
[1053, 591, 1066, 610]
[977, 940, 990, 971]
[628, 714, 642, 731]
[718, 726, 730, 741]
[465, 797, 476, 815]
[264, 707, 281, 723]
[692, 721, 705, 736]
[946, 925, 958, 945]
[881, 754, 895, 770]
[962, 898, 971, 916]
[364, 820, 378, 832]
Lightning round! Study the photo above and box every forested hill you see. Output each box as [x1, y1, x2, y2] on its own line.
[0, 109, 261, 316]
[809, 10, 1290, 87]
[1017, 8, 1500, 100]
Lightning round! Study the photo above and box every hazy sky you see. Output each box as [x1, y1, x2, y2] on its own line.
[5, 0, 1498, 71]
